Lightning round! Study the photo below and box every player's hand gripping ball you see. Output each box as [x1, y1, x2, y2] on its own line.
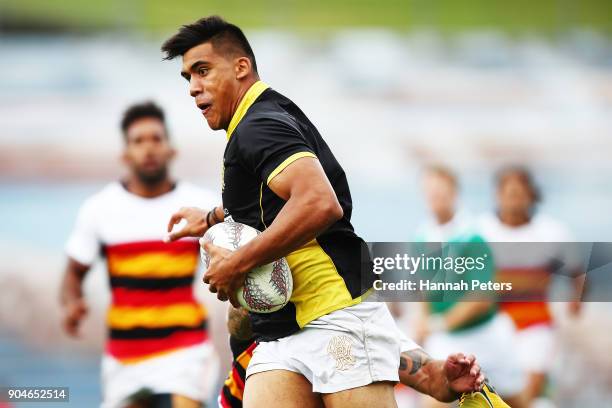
[200, 222, 293, 313]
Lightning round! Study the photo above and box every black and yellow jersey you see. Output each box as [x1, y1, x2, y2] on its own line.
[222, 81, 370, 341]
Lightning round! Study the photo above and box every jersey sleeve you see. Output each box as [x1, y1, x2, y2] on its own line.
[65, 198, 100, 266]
[235, 115, 317, 185]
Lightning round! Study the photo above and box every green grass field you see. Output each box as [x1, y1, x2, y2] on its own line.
[1, 0, 611, 34]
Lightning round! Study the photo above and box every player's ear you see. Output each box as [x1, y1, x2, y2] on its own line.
[120, 135, 130, 165]
[495, 188, 503, 206]
[235, 56, 251, 80]
[120, 140, 134, 166]
[168, 146, 177, 161]
[120, 150, 129, 166]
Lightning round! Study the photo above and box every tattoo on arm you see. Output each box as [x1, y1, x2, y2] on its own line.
[400, 349, 432, 375]
[227, 307, 253, 340]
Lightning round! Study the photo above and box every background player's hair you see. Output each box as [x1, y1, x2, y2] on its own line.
[495, 165, 541, 203]
[423, 164, 458, 189]
[161, 15, 258, 73]
[120, 101, 167, 140]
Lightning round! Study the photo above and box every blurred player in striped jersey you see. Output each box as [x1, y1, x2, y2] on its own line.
[478, 167, 584, 407]
[60, 102, 219, 408]
[412, 166, 526, 408]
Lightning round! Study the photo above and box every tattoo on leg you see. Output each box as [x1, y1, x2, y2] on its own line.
[400, 349, 432, 375]
[399, 356, 408, 370]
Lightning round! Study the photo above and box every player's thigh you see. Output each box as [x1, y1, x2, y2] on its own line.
[321, 381, 397, 408]
[243, 369, 324, 408]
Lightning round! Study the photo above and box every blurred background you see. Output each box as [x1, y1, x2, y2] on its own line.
[0, 1, 611, 407]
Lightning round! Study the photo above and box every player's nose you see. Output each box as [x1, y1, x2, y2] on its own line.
[189, 78, 203, 97]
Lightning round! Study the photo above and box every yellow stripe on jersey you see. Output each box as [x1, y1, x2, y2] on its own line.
[236, 349, 253, 368]
[266, 152, 318, 185]
[227, 81, 269, 141]
[107, 252, 198, 278]
[107, 303, 206, 329]
[286, 239, 363, 328]
[119, 347, 186, 365]
[224, 375, 242, 399]
[259, 182, 267, 229]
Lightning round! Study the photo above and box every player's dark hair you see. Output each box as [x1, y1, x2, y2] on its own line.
[120, 101, 167, 140]
[424, 164, 458, 189]
[161, 15, 258, 73]
[496, 166, 541, 203]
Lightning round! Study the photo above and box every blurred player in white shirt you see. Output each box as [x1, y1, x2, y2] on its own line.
[60, 102, 219, 408]
[478, 167, 584, 407]
[413, 166, 526, 408]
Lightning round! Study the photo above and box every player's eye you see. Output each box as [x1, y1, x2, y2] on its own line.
[198, 67, 209, 76]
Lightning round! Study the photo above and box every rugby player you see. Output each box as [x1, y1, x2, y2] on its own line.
[161, 16, 507, 407]
[413, 166, 526, 408]
[478, 167, 584, 406]
[60, 102, 218, 408]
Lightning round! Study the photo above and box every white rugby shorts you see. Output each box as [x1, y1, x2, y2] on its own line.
[246, 302, 408, 393]
[101, 342, 218, 408]
[515, 323, 556, 373]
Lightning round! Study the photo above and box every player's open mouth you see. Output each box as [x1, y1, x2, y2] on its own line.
[198, 102, 212, 116]
[143, 160, 159, 169]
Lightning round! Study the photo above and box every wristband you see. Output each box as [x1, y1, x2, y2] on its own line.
[211, 206, 223, 223]
[206, 209, 214, 228]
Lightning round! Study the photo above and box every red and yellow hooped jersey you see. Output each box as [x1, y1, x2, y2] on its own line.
[65, 181, 218, 362]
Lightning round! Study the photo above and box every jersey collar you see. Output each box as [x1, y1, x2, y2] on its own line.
[226, 80, 269, 141]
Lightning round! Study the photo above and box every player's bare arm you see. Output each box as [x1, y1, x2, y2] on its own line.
[399, 349, 484, 403]
[202, 156, 342, 305]
[569, 270, 586, 315]
[59, 258, 90, 337]
[443, 302, 493, 330]
[418, 301, 493, 341]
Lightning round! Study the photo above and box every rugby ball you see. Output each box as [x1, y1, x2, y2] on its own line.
[200, 221, 293, 313]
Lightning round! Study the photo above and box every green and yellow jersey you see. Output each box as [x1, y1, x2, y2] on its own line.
[415, 219, 498, 332]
